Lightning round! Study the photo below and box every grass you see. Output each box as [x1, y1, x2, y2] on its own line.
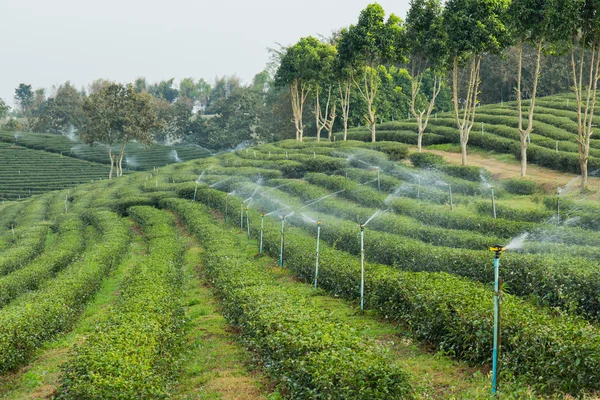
[170, 221, 272, 400]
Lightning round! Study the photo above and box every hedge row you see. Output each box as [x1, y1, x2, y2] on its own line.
[163, 198, 414, 399]
[0, 224, 49, 277]
[0, 215, 84, 308]
[59, 206, 186, 398]
[195, 188, 600, 395]
[0, 211, 130, 373]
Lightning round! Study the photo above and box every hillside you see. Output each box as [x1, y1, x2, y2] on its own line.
[0, 132, 211, 200]
[0, 138, 599, 398]
[340, 93, 600, 177]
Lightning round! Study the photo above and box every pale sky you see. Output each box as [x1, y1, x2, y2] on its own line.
[0, 0, 410, 108]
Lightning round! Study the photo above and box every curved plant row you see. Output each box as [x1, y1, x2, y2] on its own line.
[191, 188, 600, 396]
[163, 198, 414, 399]
[59, 206, 186, 398]
[0, 214, 85, 308]
[0, 211, 129, 373]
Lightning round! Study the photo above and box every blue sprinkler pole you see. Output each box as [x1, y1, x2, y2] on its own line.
[360, 224, 365, 311]
[259, 214, 264, 254]
[490, 245, 505, 395]
[279, 216, 285, 266]
[314, 221, 321, 289]
[245, 207, 250, 242]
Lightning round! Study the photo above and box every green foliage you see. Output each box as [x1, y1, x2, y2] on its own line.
[163, 198, 414, 399]
[59, 207, 185, 399]
[502, 178, 538, 195]
[409, 152, 445, 168]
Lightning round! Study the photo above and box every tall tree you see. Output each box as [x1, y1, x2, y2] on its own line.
[509, 0, 555, 178]
[14, 84, 34, 117]
[405, 0, 447, 152]
[312, 41, 337, 142]
[0, 99, 10, 119]
[275, 37, 325, 142]
[552, 0, 600, 189]
[444, 0, 511, 165]
[148, 78, 179, 103]
[36, 82, 84, 133]
[338, 4, 405, 142]
[80, 83, 159, 179]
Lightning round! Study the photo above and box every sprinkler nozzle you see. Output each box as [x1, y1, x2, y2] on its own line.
[317, 221, 321, 226]
[245, 207, 248, 211]
[489, 244, 505, 258]
[360, 224, 365, 231]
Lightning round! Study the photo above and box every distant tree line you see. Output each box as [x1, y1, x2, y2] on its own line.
[1, 0, 599, 187]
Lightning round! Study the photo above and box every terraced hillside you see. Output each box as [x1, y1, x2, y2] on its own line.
[0, 139, 599, 399]
[341, 93, 600, 175]
[0, 131, 211, 170]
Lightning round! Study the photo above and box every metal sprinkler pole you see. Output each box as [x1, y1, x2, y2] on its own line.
[417, 177, 421, 200]
[240, 204, 244, 230]
[491, 187, 496, 219]
[556, 189, 561, 225]
[314, 221, 321, 289]
[279, 216, 285, 266]
[449, 185, 454, 212]
[259, 214, 264, 253]
[360, 224, 365, 311]
[377, 168, 381, 192]
[225, 195, 229, 222]
[489, 245, 505, 396]
[193, 183, 198, 201]
[245, 208, 250, 242]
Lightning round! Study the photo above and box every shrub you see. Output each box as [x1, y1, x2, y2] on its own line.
[503, 179, 538, 195]
[409, 152, 446, 168]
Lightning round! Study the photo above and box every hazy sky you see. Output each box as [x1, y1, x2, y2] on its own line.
[1, 0, 410, 108]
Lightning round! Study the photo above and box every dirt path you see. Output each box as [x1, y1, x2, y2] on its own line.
[411, 146, 600, 193]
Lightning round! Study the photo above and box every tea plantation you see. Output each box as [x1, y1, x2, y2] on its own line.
[0, 132, 599, 398]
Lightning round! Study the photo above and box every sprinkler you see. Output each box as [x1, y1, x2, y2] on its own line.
[449, 185, 454, 212]
[279, 215, 286, 266]
[259, 213, 265, 253]
[376, 167, 381, 192]
[225, 194, 229, 222]
[491, 186, 496, 219]
[193, 182, 198, 201]
[359, 224, 365, 311]
[11, 224, 14, 236]
[314, 221, 321, 289]
[556, 188, 562, 225]
[489, 244, 506, 396]
[417, 177, 421, 200]
[240, 203, 244, 230]
[245, 207, 250, 242]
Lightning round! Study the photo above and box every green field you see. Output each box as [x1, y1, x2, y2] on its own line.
[0, 135, 598, 398]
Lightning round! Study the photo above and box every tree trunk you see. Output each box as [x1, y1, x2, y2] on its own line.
[338, 79, 351, 141]
[520, 136, 528, 178]
[354, 67, 379, 143]
[411, 71, 441, 154]
[460, 129, 468, 165]
[108, 149, 115, 180]
[290, 79, 309, 142]
[417, 125, 424, 152]
[452, 56, 481, 166]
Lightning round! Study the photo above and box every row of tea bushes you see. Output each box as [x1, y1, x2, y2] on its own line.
[59, 207, 186, 398]
[163, 198, 415, 399]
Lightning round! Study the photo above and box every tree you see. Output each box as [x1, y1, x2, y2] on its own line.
[14, 84, 34, 116]
[312, 41, 337, 142]
[405, 0, 447, 152]
[35, 82, 84, 134]
[444, 0, 511, 165]
[275, 37, 326, 142]
[148, 78, 179, 103]
[338, 4, 405, 142]
[509, 0, 555, 178]
[80, 83, 160, 179]
[0, 99, 9, 119]
[551, 0, 600, 189]
[133, 77, 148, 93]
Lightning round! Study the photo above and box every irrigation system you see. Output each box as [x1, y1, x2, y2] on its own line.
[279, 215, 286, 266]
[489, 244, 506, 396]
[314, 221, 321, 289]
[491, 186, 497, 219]
[359, 223, 365, 311]
[259, 213, 264, 254]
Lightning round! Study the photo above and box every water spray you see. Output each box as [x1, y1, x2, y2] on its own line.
[491, 186, 497, 219]
[489, 244, 506, 396]
[314, 221, 321, 289]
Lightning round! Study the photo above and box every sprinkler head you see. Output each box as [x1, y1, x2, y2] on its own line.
[360, 224, 365, 231]
[245, 207, 248, 211]
[317, 221, 321, 226]
[489, 244, 506, 258]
